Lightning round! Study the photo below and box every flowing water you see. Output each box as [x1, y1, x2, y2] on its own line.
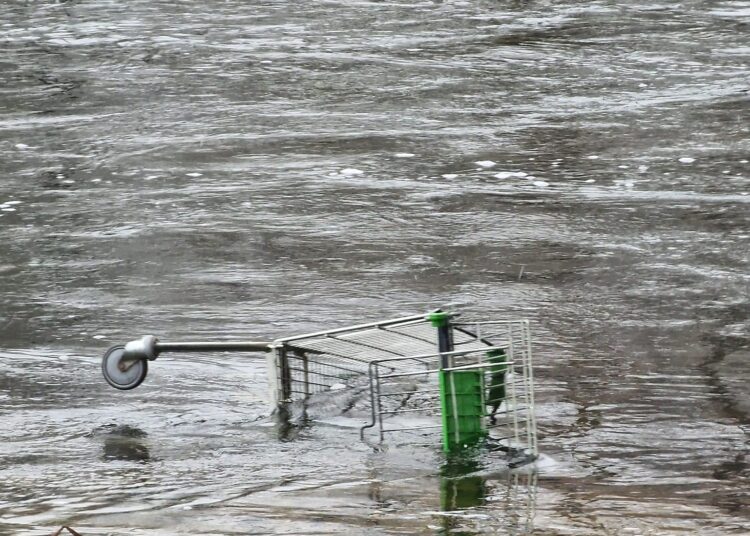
[1, 0, 749, 534]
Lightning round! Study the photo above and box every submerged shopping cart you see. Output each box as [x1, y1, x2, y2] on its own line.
[102, 311, 537, 460]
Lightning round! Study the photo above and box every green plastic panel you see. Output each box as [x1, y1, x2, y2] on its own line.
[439, 369, 487, 452]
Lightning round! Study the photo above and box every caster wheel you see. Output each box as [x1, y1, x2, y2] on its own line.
[102, 345, 148, 390]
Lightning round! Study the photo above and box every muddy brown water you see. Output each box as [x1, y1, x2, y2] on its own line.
[1, 1, 749, 534]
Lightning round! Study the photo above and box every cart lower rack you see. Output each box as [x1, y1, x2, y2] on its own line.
[102, 311, 537, 460]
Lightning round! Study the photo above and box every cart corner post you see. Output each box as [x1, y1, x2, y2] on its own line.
[430, 312, 487, 453]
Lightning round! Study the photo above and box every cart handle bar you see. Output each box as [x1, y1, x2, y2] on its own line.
[123, 335, 272, 361]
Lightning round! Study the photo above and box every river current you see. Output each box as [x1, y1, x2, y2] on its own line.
[1, 1, 749, 534]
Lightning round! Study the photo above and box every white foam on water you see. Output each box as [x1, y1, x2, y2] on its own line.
[91, 178, 101, 183]
[533, 180, 549, 187]
[475, 160, 496, 168]
[587, 155, 599, 159]
[741, 160, 748, 164]
[14, 143, 29, 149]
[340, 168, 364, 176]
[394, 152, 415, 158]
[618, 165, 629, 169]
[678, 157, 695, 164]
[441, 174, 458, 179]
[186, 172, 203, 177]
[494, 171, 528, 179]
[586, 179, 596, 183]
[62, 180, 75, 184]
[1, 208, 16, 212]
[638, 165, 649, 172]
[4, 201, 21, 206]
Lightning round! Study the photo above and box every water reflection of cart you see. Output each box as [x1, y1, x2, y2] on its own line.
[102, 311, 537, 463]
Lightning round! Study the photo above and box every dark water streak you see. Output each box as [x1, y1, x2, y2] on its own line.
[1, 0, 749, 534]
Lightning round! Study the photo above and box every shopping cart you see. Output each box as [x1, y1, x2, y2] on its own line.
[102, 311, 537, 460]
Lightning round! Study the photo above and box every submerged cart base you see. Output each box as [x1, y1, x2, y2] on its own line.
[103, 311, 537, 460]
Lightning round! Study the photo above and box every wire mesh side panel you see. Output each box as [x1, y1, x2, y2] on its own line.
[268, 314, 490, 405]
[365, 354, 444, 441]
[453, 320, 537, 457]
[269, 315, 425, 403]
[271, 345, 372, 403]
